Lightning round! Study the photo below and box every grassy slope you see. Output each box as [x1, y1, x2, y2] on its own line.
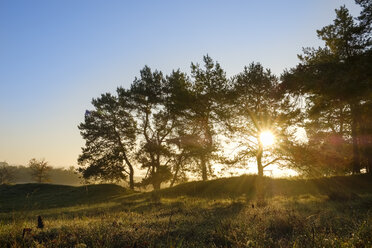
[0, 183, 133, 212]
[1, 174, 372, 247]
[158, 174, 372, 198]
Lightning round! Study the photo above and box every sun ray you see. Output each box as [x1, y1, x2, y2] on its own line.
[259, 131, 275, 147]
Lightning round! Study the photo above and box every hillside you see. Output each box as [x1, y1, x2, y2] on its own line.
[158, 174, 372, 198]
[0, 183, 133, 212]
[1, 174, 372, 212]
[1, 175, 372, 247]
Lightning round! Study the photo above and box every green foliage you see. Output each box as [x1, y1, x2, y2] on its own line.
[129, 66, 178, 189]
[77, 2, 371, 186]
[78, 89, 137, 188]
[229, 62, 301, 177]
[282, 4, 372, 175]
[188, 55, 231, 181]
[78, 56, 234, 189]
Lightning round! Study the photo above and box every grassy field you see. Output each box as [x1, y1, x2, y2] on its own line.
[0, 175, 372, 248]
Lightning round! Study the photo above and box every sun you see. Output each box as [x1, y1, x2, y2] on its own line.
[259, 131, 275, 147]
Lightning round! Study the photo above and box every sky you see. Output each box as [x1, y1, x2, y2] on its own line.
[0, 0, 361, 168]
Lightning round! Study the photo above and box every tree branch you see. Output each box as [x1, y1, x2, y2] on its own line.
[263, 157, 283, 168]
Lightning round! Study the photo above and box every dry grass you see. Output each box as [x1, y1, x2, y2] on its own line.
[1, 175, 372, 247]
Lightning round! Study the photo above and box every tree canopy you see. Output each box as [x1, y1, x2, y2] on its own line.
[28, 158, 51, 183]
[78, 1, 372, 189]
[281, 3, 372, 175]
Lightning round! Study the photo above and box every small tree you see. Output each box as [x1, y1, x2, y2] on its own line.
[0, 162, 16, 184]
[28, 158, 51, 183]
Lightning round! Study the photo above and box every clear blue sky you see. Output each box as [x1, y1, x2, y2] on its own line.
[0, 0, 361, 168]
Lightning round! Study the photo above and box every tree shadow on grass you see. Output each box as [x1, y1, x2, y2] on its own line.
[150, 202, 245, 247]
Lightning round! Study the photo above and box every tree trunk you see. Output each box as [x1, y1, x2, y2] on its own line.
[170, 169, 178, 187]
[201, 156, 208, 181]
[365, 136, 372, 174]
[122, 152, 135, 190]
[201, 116, 212, 181]
[129, 165, 134, 190]
[361, 117, 372, 174]
[351, 104, 361, 174]
[170, 159, 181, 187]
[153, 182, 161, 190]
[257, 144, 264, 177]
[367, 155, 372, 174]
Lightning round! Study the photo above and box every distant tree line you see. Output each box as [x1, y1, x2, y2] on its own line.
[0, 160, 81, 185]
[78, 1, 372, 189]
